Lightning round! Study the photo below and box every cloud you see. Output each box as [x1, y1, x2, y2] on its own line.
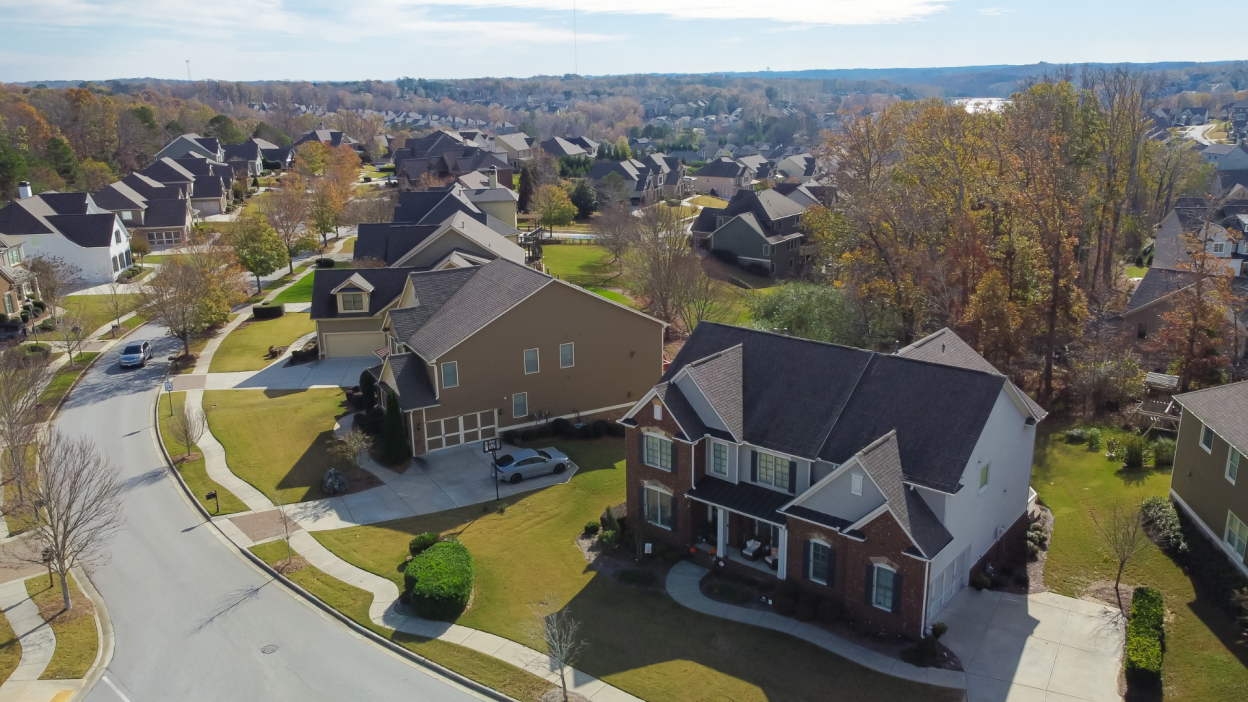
[978, 7, 1012, 15]
[403, 0, 947, 25]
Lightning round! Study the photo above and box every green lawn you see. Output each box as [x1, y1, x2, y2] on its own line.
[63, 294, 141, 334]
[341, 237, 356, 253]
[204, 388, 348, 504]
[542, 244, 617, 282]
[1126, 265, 1149, 279]
[1034, 427, 1248, 701]
[249, 541, 554, 702]
[0, 595, 19, 686]
[208, 313, 315, 373]
[689, 195, 729, 208]
[38, 352, 99, 409]
[585, 287, 634, 307]
[142, 253, 192, 265]
[25, 576, 97, 679]
[271, 272, 317, 305]
[313, 439, 959, 702]
[157, 391, 247, 515]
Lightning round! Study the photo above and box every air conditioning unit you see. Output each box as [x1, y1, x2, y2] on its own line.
[994, 525, 1006, 541]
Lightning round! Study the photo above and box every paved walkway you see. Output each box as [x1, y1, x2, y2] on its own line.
[0, 576, 84, 702]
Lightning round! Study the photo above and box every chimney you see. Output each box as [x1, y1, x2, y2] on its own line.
[18, 181, 32, 199]
[488, 166, 498, 189]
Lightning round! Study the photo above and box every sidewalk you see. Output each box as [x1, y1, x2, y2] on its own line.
[0, 577, 84, 702]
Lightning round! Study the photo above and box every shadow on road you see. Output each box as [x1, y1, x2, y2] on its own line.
[191, 581, 272, 634]
[120, 467, 167, 493]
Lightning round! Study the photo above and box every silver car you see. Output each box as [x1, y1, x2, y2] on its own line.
[119, 341, 152, 368]
[493, 448, 569, 484]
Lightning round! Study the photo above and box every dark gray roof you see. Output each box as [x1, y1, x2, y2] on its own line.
[354, 223, 441, 266]
[44, 214, 117, 247]
[143, 199, 191, 228]
[691, 207, 724, 234]
[309, 267, 419, 320]
[686, 475, 791, 525]
[694, 157, 747, 178]
[664, 324, 1005, 493]
[222, 141, 261, 161]
[857, 432, 953, 558]
[898, 327, 1047, 421]
[39, 192, 93, 214]
[92, 183, 145, 211]
[684, 344, 743, 440]
[539, 137, 586, 157]
[1175, 381, 1248, 452]
[1127, 268, 1197, 313]
[143, 158, 196, 183]
[387, 353, 439, 411]
[1216, 170, 1248, 193]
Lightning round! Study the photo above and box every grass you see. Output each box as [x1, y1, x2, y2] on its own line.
[541, 244, 616, 282]
[1126, 265, 1149, 279]
[172, 330, 215, 374]
[62, 294, 141, 334]
[141, 254, 192, 265]
[249, 541, 554, 702]
[689, 195, 729, 208]
[340, 237, 356, 253]
[313, 439, 960, 702]
[38, 352, 99, 408]
[2, 447, 38, 537]
[585, 287, 634, 307]
[25, 576, 97, 679]
[0, 595, 19, 686]
[204, 388, 348, 504]
[157, 391, 247, 516]
[1033, 426, 1248, 701]
[208, 313, 315, 373]
[271, 271, 317, 305]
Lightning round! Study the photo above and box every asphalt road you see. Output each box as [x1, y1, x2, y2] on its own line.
[65, 325, 484, 702]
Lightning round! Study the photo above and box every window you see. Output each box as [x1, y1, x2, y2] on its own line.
[121, 211, 132, 221]
[851, 472, 863, 496]
[340, 293, 364, 311]
[512, 392, 528, 418]
[872, 565, 896, 611]
[148, 231, 182, 246]
[559, 342, 574, 368]
[712, 443, 728, 476]
[1201, 424, 1215, 453]
[979, 464, 991, 492]
[524, 348, 539, 374]
[644, 487, 673, 529]
[762, 245, 771, 256]
[114, 230, 121, 244]
[1229, 449, 1242, 484]
[1137, 323, 1147, 339]
[1213, 242, 1226, 253]
[653, 404, 662, 421]
[3, 294, 12, 315]
[644, 434, 672, 470]
[757, 452, 790, 489]
[440, 361, 458, 389]
[810, 541, 831, 584]
[1225, 511, 1248, 558]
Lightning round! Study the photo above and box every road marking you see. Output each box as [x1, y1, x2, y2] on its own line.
[102, 674, 134, 702]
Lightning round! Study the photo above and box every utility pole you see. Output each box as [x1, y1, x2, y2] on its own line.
[186, 60, 191, 81]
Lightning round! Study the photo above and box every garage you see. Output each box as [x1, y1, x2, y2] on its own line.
[322, 331, 386, 358]
[426, 410, 497, 452]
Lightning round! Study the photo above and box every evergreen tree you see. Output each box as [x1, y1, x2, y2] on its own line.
[570, 179, 598, 219]
[382, 391, 408, 464]
[45, 137, 80, 184]
[518, 164, 535, 213]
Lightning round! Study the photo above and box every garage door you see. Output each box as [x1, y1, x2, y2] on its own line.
[323, 332, 386, 358]
[426, 410, 496, 452]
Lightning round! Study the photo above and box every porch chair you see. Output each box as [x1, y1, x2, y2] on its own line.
[742, 539, 763, 561]
[764, 547, 779, 571]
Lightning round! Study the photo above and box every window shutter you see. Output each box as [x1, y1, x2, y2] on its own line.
[670, 496, 679, 531]
[787, 460, 797, 493]
[638, 432, 646, 465]
[802, 540, 810, 580]
[637, 485, 645, 520]
[864, 565, 874, 605]
[751, 451, 758, 482]
[670, 440, 680, 473]
[891, 572, 902, 614]
[828, 549, 837, 588]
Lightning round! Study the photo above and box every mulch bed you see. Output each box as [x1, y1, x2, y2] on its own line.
[1027, 504, 1055, 593]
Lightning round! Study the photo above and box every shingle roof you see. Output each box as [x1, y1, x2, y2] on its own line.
[686, 475, 792, 525]
[1126, 268, 1197, 313]
[44, 214, 117, 248]
[683, 344, 743, 440]
[354, 223, 441, 265]
[898, 327, 1047, 421]
[694, 157, 747, 178]
[1174, 381, 1248, 452]
[856, 432, 953, 558]
[387, 352, 439, 411]
[0, 194, 118, 248]
[539, 137, 586, 157]
[309, 267, 419, 319]
[142, 199, 191, 228]
[653, 381, 710, 442]
[691, 207, 724, 234]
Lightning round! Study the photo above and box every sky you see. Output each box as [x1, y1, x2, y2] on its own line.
[0, 0, 1239, 83]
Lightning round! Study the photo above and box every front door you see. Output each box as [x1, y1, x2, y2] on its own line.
[425, 410, 497, 452]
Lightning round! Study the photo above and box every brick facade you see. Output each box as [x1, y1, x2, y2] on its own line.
[624, 401, 696, 550]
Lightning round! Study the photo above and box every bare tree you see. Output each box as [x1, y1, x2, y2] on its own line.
[167, 402, 208, 461]
[0, 349, 52, 503]
[674, 263, 732, 334]
[14, 432, 123, 611]
[329, 429, 373, 473]
[260, 172, 317, 274]
[623, 206, 695, 325]
[591, 205, 639, 268]
[271, 492, 296, 572]
[1089, 504, 1149, 615]
[537, 605, 588, 702]
[104, 282, 130, 338]
[51, 309, 90, 368]
[341, 190, 396, 226]
[27, 256, 83, 320]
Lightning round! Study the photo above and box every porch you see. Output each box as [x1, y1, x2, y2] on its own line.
[686, 476, 792, 579]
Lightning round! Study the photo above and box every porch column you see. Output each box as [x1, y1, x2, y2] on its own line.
[716, 507, 728, 553]
[777, 526, 787, 580]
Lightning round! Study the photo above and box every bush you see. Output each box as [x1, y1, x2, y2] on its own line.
[776, 579, 800, 598]
[598, 529, 618, 550]
[661, 549, 682, 565]
[1063, 427, 1087, 443]
[1084, 427, 1103, 450]
[1121, 434, 1148, 469]
[536, 422, 554, 438]
[408, 532, 439, 557]
[1152, 438, 1176, 466]
[253, 302, 285, 319]
[316, 258, 335, 268]
[1125, 587, 1164, 689]
[363, 176, 372, 182]
[711, 583, 750, 603]
[817, 598, 842, 625]
[583, 521, 600, 535]
[971, 572, 990, 591]
[795, 594, 817, 622]
[618, 568, 657, 586]
[1141, 496, 1186, 550]
[403, 541, 474, 620]
[773, 594, 796, 616]
[520, 428, 536, 442]
[551, 417, 572, 435]
[363, 405, 385, 435]
[359, 370, 377, 407]
[37, 318, 56, 332]
[31, 299, 46, 313]
[931, 621, 948, 639]
[381, 392, 408, 463]
[710, 248, 738, 265]
[607, 421, 626, 437]
[592, 419, 607, 438]
[501, 429, 518, 444]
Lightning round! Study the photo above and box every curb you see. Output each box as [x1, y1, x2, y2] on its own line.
[45, 320, 149, 423]
[149, 390, 519, 702]
[68, 565, 114, 702]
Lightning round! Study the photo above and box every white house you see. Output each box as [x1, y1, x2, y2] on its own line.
[0, 184, 133, 283]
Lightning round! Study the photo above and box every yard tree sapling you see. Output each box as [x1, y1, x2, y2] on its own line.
[168, 401, 208, 461]
[1089, 503, 1149, 615]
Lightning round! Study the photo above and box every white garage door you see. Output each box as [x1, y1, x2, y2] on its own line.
[323, 332, 386, 358]
[426, 411, 496, 452]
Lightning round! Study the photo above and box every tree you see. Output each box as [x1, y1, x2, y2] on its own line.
[28, 256, 82, 333]
[569, 179, 597, 219]
[52, 307, 90, 367]
[260, 172, 317, 274]
[623, 206, 693, 325]
[1088, 504, 1149, 615]
[674, 265, 732, 334]
[596, 171, 630, 209]
[294, 142, 330, 176]
[44, 136, 80, 184]
[224, 213, 287, 295]
[128, 235, 151, 264]
[592, 205, 639, 268]
[746, 282, 857, 344]
[517, 164, 535, 213]
[205, 114, 247, 144]
[329, 429, 372, 493]
[381, 391, 408, 465]
[104, 282, 130, 337]
[537, 605, 587, 702]
[168, 402, 207, 461]
[78, 159, 115, 191]
[140, 253, 245, 357]
[341, 190, 396, 227]
[532, 184, 578, 228]
[309, 180, 341, 248]
[13, 431, 124, 611]
[614, 136, 631, 161]
[0, 349, 52, 504]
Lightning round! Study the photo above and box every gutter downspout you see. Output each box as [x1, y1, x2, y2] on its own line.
[920, 558, 931, 638]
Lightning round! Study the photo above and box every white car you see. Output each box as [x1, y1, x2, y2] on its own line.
[493, 448, 569, 484]
[119, 341, 153, 368]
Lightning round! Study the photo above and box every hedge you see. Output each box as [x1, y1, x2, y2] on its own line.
[404, 541, 474, 621]
[253, 302, 285, 319]
[408, 532, 438, 557]
[1125, 587, 1164, 689]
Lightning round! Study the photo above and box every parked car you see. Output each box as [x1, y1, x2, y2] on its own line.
[0, 325, 23, 345]
[493, 448, 569, 484]
[119, 341, 153, 368]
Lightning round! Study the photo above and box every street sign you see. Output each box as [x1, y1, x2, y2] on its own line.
[482, 438, 500, 453]
[164, 380, 173, 392]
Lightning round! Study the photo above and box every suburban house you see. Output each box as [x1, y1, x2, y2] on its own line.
[0, 186, 133, 283]
[691, 188, 812, 278]
[775, 153, 819, 183]
[1167, 381, 1248, 577]
[569, 136, 600, 154]
[1213, 170, 1248, 199]
[493, 132, 536, 167]
[638, 153, 689, 199]
[140, 157, 232, 216]
[588, 160, 660, 205]
[312, 259, 665, 455]
[221, 137, 291, 175]
[772, 182, 836, 209]
[1201, 144, 1248, 171]
[394, 131, 513, 190]
[620, 323, 1045, 639]
[154, 134, 225, 162]
[691, 157, 754, 197]
[1, 233, 36, 319]
[294, 129, 360, 151]
[540, 137, 587, 158]
[93, 179, 194, 250]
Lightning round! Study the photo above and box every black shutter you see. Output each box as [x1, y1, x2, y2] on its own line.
[787, 460, 797, 493]
[891, 572, 902, 614]
[670, 440, 679, 473]
[802, 540, 810, 580]
[638, 432, 646, 466]
[670, 495, 678, 532]
[864, 564, 875, 605]
[637, 485, 645, 523]
[827, 549, 837, 588]
[751, 451, 758, 482]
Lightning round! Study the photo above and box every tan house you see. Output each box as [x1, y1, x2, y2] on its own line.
[316, 259, 665, 456]
[1169, 381, 1248, 577]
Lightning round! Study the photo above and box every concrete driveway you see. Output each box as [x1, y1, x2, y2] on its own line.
[172, 356, 379, 391]
[935, 588, 1124, 702]
[284, 440, 578, 531]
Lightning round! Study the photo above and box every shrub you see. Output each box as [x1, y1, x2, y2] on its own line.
[598, 529, 618, 550]
[1141, 496, 1186, 551]
[363, 176, 372, 182]
[403, 541, 474, 620]
[712, 583, 750, 603]
[1125, 587, 1164, 689]
[773, 594, 796, 616]
[520, 428, 536, 442]
[710, 248, 738, 265]
[931, 621, 948, 639]
[1152, 438, 1176, 466]
[551, 417, 572, 435]
[1121, 434, 1148, 468]
[795, 594, 817, 622]
[408, 532, 439, 557]
[381, 392, 409, 464]
[582, 522, 600, 536]
[608, 422, 627, 438]
[253, 302, 285, 319]
[592, 419, 607, 438]
[358, 370, 377, 407]
[37, 318, 56, 332]
[816, 598, 842, 625]
[316, 257, 335, 268]
[31, 299, 46, 313]
[618, 568, 657, 586]
[1063, 427, 1087, 443]
[363, 406, 385, 435]
[661, 549, 682, 566]
[536, 422, 554, 438]
[1084, 427, 1103, 450]
[971, 572, 990, 591]
[501, 429, 518, 444]
[601, 507, 621, 534]
[776, 579, 801, 598]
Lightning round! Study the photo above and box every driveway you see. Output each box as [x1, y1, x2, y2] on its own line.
[281, 440, 578, 531]
[172, 356, 378, 391]
[935, 588, 1124, 702]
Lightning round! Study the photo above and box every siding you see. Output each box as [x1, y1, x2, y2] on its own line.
[1170, 408, 1248, 571]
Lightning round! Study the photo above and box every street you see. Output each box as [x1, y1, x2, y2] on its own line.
[63, 324, 484, 702]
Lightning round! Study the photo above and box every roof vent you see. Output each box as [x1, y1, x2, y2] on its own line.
[941, 343, 946, 353]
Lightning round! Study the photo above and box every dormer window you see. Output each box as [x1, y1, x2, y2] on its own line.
[332, 272, 375, 314]
[340, 293, 364, 311]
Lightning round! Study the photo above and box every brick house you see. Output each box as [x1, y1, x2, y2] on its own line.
[621, 324, 1045, 639]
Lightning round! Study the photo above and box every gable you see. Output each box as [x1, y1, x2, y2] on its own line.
[795, 460, 886, 525]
